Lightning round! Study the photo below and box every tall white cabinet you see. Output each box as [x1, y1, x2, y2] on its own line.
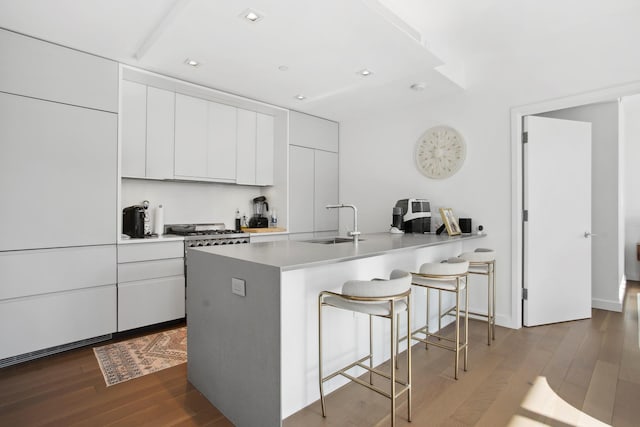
[288, 111, 339, 235]
[0, 29, 118, 363]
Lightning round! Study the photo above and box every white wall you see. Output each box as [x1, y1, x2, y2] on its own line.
[340, 91, 513, 326]
[622, 94, 640, 281]
[121, 179, 266, 232]
[537, 102, 622, 310]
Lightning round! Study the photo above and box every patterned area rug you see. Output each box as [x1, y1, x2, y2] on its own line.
[93, 327, 187, 387]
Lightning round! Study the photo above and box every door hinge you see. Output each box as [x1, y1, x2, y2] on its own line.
[522, 132, 528, 143]
[522, 288, 528, 300]
[523, 210, 528, 222]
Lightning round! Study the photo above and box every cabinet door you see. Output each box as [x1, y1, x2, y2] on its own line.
[314, 150, 339, 231]
[207, 102, 237, 181]
[0, 29, 118, 112]
[146, 87, 175, 179]
[289, 111, 339, 152]
[256, 113, 274, 186]
[174, 94, 207, 178]
[236, 109, 257, 185]
[120, 80, 147, 178]
[118, 276, 185, 332]
[0, 285, 117, 360]
[289, 146, 315, 233]
[0, 92, 117, 251]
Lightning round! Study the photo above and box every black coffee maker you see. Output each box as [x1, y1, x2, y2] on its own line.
[248, 196, 269, 228]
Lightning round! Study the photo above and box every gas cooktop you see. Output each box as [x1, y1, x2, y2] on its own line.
[166, 223, 249, 239]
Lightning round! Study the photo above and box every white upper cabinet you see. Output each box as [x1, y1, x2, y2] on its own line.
[289, 145, 315, 233]
[314, 150, 339, 231]
[121, 80, 147, 177]
[174, 93, 208, 178]
[236, 109, 257, 185]
[207, 102, 237, 181]
[289, 111, 338, 152]
[237, 109, 275, 186]
[256, 113, 275, 186]
[0, 29, 117, 112]
[121, 82, 175, 179]
[146, 87, 175, 179]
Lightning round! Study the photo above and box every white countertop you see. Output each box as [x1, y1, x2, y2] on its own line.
[190, 232, 485, 271]
[118, 234, 184, 244]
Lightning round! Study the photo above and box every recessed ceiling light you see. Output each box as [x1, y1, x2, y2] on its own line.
[240, 9, 263, 23]
[278, 65, 289, 71]
[184, 58, 200, 67]
[410, 82, 427, 91]
[294, 95, 306, 101]
[357, 69, 373, 77]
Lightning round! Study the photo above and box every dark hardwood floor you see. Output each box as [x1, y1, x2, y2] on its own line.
[2, 284, 639, 426]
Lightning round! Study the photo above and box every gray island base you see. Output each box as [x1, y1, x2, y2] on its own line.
[187, 232, 485, 426]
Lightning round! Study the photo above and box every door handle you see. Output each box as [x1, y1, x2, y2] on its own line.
[584, 232, 597, 238]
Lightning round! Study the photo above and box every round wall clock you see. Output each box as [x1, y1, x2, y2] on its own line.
[415, 126, 466, 179]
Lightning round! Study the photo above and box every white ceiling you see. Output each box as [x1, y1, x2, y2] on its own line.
[2, 0, 640, 121]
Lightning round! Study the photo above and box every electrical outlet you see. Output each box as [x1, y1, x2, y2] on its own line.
[231, 278, 246, 296]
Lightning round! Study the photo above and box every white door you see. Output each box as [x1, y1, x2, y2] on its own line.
[523, 115, 592, 326]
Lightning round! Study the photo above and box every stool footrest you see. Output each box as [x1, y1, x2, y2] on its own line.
[340, 371, 411, 400]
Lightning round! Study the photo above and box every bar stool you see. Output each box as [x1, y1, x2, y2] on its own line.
[459, 248, 496, 345]
[318, 270, 412, 426]
[410, 257, 469, 380]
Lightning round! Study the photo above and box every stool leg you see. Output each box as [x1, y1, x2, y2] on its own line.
[438, 290, 442, 334]
[318, 298, 326, 417]
[425, 288, 430, 349]
[487, 267, 491, 346]
[492, 261, 496, 341]
[464, 276, 469, 372]
[407, 294, 412, 422]
[369, 314, 374, 385]
[395, 313, 400, 369]
[390, 301, 396, 427]
[454, 278, 460, 380]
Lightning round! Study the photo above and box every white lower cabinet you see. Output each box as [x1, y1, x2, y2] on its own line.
[0, 285, 116, 360]
[117, 241, 185, 332]
[0, 245, 117, 360]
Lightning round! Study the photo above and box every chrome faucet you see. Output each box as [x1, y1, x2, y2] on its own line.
[326, 204, 361, 242]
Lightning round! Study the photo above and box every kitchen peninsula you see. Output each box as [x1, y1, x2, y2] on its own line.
[187, 232, 484, 426]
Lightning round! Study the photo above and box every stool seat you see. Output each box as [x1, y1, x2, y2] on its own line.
[459, 250, 495, 263]
[323, 297, 408, 316]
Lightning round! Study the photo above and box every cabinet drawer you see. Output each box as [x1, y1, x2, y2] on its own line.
[118, 258, 184, 283]
[118, 241, 184, 263]
[118, 276, 185, 332]
[0, 245, 116, 300]
[0, 285, 116, 360]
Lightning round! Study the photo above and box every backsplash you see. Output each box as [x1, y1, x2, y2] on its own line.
[121, 179, 265, 230]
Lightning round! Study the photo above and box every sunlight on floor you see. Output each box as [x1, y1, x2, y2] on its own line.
[508, 376, 609, 427]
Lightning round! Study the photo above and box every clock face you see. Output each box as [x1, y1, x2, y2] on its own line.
[415, 126, 466, 179]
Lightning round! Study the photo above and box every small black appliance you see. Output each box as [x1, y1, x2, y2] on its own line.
[248, 196, 269, 228]
[459, 218, 472, 234]
[395, 198, 431, 233]
[391, 206, 403, 229]
[122, 205, 145, 238]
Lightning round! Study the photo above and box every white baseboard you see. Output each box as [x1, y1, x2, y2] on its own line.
[592, 298, 622, 312]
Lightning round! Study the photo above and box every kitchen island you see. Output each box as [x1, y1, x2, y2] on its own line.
[186, 232, 484, 427]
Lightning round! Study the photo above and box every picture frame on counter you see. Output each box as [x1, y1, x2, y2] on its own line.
[440, 208, 461, 236]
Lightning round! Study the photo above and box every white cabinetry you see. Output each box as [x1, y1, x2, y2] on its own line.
[120, 81, 177, 179]
[237, 110, 275, 186]
[0, 246, 117, 360]
[0, 28, 118, 112]
[121, 80, 146, 177]
[174, 94, 238, 183]
[289, 112, 339, 234]
[0, 92, 117, 251]
[146, 87, 175, 179]
[117, 241, 185, 332]
[174, 93, 208, 178]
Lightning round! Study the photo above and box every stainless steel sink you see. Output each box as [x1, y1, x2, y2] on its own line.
[305, 237, 363, 244]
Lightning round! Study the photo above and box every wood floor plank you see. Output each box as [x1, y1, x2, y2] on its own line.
[582, 360, 619, 424]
